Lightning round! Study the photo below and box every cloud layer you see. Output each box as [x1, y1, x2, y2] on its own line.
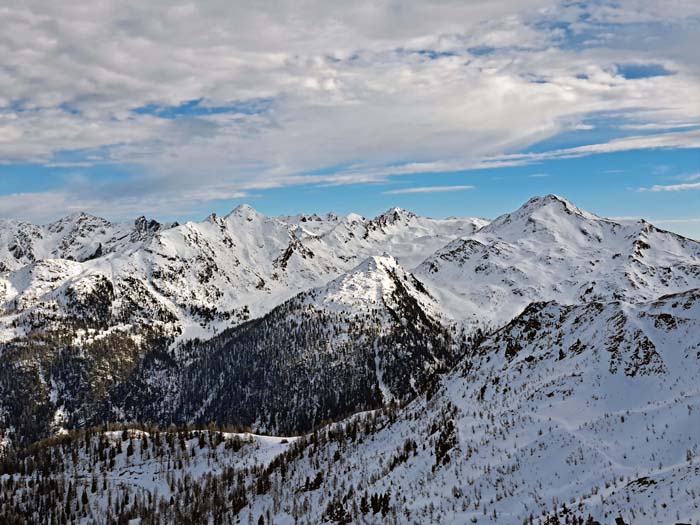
[1, 0, 699, 219]
[383, 185, 474, 195]
[639, 182, 700, 192]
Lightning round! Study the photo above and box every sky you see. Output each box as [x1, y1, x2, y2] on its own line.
[0, 1, 698, 238]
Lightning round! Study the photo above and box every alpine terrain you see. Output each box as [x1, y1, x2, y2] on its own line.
[0, 195, 698, 525]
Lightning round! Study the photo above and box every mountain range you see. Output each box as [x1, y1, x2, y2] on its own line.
[0, 194, 698, 524]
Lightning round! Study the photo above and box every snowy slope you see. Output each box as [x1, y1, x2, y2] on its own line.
[0, 205, 485, 341]
[304, 253, 440, 318]
[0, 213, 171, 272]
[3, 194, 700, 449]
[307, 207, 489, 269]
[232, 288, 700, 524]
[416, 194, 700, 327]
[278, 211, 345, 237]
[5, 195, 698, 346]
[102, 255, 457, 435]
[0, 428, 298, 523]
[107, 206, 483, 337]
[4, 289, 697, 524]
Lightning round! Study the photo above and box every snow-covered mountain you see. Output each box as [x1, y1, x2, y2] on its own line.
[82, 256, 456, 436]
[215, 287, 698, 524]
[0, 205, 485, 342]
[2, 289, 698, 524]
[304, 253, 440, 317]
[416, 194, 700, 327]
[1, 195, 699, 524]
[4, 195, 699, 346]
[0, 212, 172, 272]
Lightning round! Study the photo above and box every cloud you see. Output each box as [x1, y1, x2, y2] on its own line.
[652, 217, 700, 240]
[528, 173, 549, 178]
[383, 185, 474, 195]
[0, 186, 249, 224]
[653, 217, 700, 224]
[638, 182, 700, 192]
[478, 130, 700, 169]
[0, 0, 699, 219]
[637, 171, 700, 192]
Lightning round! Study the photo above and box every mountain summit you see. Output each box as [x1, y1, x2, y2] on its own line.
[0, 195, 699, 524]
[480, 193, 603, 239]
[416, 194, 700, 325]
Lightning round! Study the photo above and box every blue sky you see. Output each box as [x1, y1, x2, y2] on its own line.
[0, 1, 698, 238]
[248, 147, 700, 233]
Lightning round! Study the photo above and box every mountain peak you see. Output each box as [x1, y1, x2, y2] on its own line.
[344, 212, 366, 223]
[354, 253, 400, 273]
[380, 206, 415, 218]
[134, 215, 161, 232]
[225, 204, 265, 221]
[313, 253, 436, 315]
[370, 207, 417, 229]
[60, 211, 90, 220]
[47, 211, 108, 229]
[481, 194, 601, 237]
[521, 194, 588, 214]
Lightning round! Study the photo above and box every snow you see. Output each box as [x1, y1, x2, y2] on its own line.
[1, 195, 699, 524]
[0, 213, 168, 273]
[234, 289, 700, 524]
[8, 429, 300, 510]
[316, 254, 437, 316]
[416, 193, 700, 328]
[0, 205, 485, 342]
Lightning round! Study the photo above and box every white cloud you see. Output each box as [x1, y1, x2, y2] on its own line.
[0, 187, 249, 224]
[653, 217, 700, 224]
[383, 185, 474, 195]
[478, 130, 700, 169]
[638, 182, 700, 192]
[652, 217, 700, 240]
[0, 0, 699, 219]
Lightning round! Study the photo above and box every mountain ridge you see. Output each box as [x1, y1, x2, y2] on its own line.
[1, 194, 699, 524]
[1, 195, 699, 441]
[2, 288, 697, 524]
[415, 194, 700, 326]
[0, 204, 488, 342]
